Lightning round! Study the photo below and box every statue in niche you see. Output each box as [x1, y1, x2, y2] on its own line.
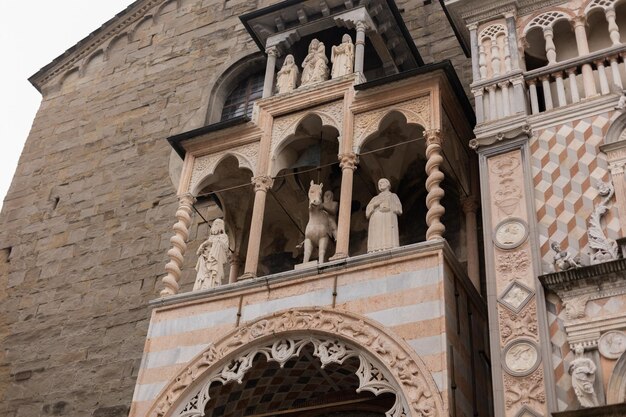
[301, 39, 329, 86]
[194, 218, 230, 291]
[551, 241, 582, 272]
[301, 182, 335, 264]
[331, 34, 354, 79]
[276, 54, 299, 94]
[323, 190, 338, 240]
[568, 346, 600, 408]
[588, 181, 619, 264]
[366, 178, 403, 253]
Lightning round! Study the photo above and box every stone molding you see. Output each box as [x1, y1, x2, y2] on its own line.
[352, 95, 431, 153]
[30, 0, 173, 91]
[149, 307, 445, 417]
[540, 259, 626, 348]
[189, 142, 260, 194]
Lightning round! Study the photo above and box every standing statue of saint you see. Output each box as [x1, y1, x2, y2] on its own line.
[366, 178, 403, 252]
[276, 54, 299, 94]
[331, 34, 354, 78]
[301, 39, 329, 86]
[194, 218, 230, 291]
[569, 347, 599, 408]
[322, 190, 338, 240]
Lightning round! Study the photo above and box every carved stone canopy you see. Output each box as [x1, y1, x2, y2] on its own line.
[240, 0, 422, 75]
[149, 308, 444, 417]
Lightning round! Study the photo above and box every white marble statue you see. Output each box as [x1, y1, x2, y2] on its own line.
[331, 34, 354, 79]
[301, 39, 329, 86]
[276, 54, 299, 94]
[302, 182, 334, 263]
[551, 241, 582, 271]
[568, 346, 600, 408]
[323, 190, 338, 240]
[194, 219, 230, 291]
[366, 178, 403, 253]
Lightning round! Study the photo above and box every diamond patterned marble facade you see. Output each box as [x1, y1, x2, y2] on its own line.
[531, 112, 622, 273]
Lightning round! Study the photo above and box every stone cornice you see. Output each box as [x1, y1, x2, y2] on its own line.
[29, 0, 165, 92]
[540, 258, 626, 291]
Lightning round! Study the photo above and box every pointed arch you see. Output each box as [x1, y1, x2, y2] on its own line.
[148, 307, 444, 417]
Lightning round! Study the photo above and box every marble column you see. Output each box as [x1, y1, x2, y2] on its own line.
[606, 7, 621, 46]
[567, 68, 580, 103]
[610, 55, 623, 89]
[262, 46, 278, 98]
[469, 23, 481, 82]
[554, 71, 567, 107]
[332, 153, 358, 260]
[487, 85, 497, 120]
[499, 81, 511, 116]
[540, 75, 554, 110]
[608, 161, 626, 237]
[354, 21, 367, 80]
[462, 197, 480, 290]
[161, 193, 196, 296]
[505, 13, 520, 70]
[528, 79, 540, 114]
[596, 59, 610, 94]
[473, 89, 485, 123]
[228, 252, 241, 284]
[425, 130, 445, 240]
[573, 17, 597, 98]
[242, 175, 274, 278]
[543, 27, 557, 65]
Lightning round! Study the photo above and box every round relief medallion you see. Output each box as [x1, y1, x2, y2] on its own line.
[503, 339, 540, 376]
[598, 331, 626, 359]
[493, 218, 529, 250]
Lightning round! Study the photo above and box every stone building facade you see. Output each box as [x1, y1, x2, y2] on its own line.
[1, 0, 626, 417]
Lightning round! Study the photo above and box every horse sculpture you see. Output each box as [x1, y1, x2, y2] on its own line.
[303, 181, 334, 263]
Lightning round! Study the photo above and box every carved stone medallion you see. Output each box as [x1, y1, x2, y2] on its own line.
[503, 339, 540, 377]
[493, 218, 529, 250]
[499, 281, 534, 313]
[599, 330, 626, 359]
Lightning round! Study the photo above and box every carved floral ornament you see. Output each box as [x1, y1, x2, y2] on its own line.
[150, 308, 444, 417]
[353, 96, 432, 153]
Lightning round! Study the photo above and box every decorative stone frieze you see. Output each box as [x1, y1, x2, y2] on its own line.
[149, 308, 444, 417]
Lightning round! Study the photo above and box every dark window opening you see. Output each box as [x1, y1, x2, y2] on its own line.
[220, 71, 264, 122]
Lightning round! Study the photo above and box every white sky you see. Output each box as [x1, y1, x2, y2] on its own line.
[0, 1, 132, 211]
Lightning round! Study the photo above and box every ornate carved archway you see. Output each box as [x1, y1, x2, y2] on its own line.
[149, 308, 444, 417]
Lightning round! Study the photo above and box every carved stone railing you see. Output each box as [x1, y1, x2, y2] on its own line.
[525, 44, 626, 115]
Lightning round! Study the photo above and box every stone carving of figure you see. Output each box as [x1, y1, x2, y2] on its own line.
[331, 34, 354, 79]
[194, 219, 230, 291]
[276, 54, 299, 94]
[568, 346, 599, 408]
[366, 178, 403, 253]
[301, 39, 329, 86]
[322, 190, 338, 240]
[551, 241, 582, 271]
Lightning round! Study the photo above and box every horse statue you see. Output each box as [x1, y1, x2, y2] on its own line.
[302, 181, 334, 263]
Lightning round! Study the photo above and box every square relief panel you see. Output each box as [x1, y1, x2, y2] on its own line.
[499, 280, 534, 313]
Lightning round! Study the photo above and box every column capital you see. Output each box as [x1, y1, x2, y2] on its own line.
[504, 12, 516, 20]
[472, 88, 484, 97]
[339, 153, 359, 170]
[178, 193, 197, 205]
[572, 15, 586, 28]
[497, 81, 510, 89]
[355, 20, 368, 32]
[265, 45, 279, 57]
[566, 67, 578, 75]
[424, 129, 443, 146]
[542, 26, 554, 36]
[527, 78, 537, 86]
[252, 175, 274, 192]
[467, 22, 478, 31]
[538, 74, 551, 82]
[486, 84, 497, 93]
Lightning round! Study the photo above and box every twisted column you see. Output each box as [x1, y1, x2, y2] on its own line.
[242, 175, 274, 278]
[424, 130, 445, 241]
[160, 193, 196, 296]
[332, 153, 358, 260]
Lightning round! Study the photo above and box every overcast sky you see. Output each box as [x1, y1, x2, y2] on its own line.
[0, 1, 132, 210]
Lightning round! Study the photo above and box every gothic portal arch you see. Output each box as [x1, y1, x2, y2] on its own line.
[607, 348, 626, 403]
[149, 308, 444, 417]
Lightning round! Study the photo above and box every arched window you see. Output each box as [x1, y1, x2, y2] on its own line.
[220, 71, 264, 121]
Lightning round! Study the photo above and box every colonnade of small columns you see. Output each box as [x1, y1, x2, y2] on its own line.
[158, 127, 455, 296]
